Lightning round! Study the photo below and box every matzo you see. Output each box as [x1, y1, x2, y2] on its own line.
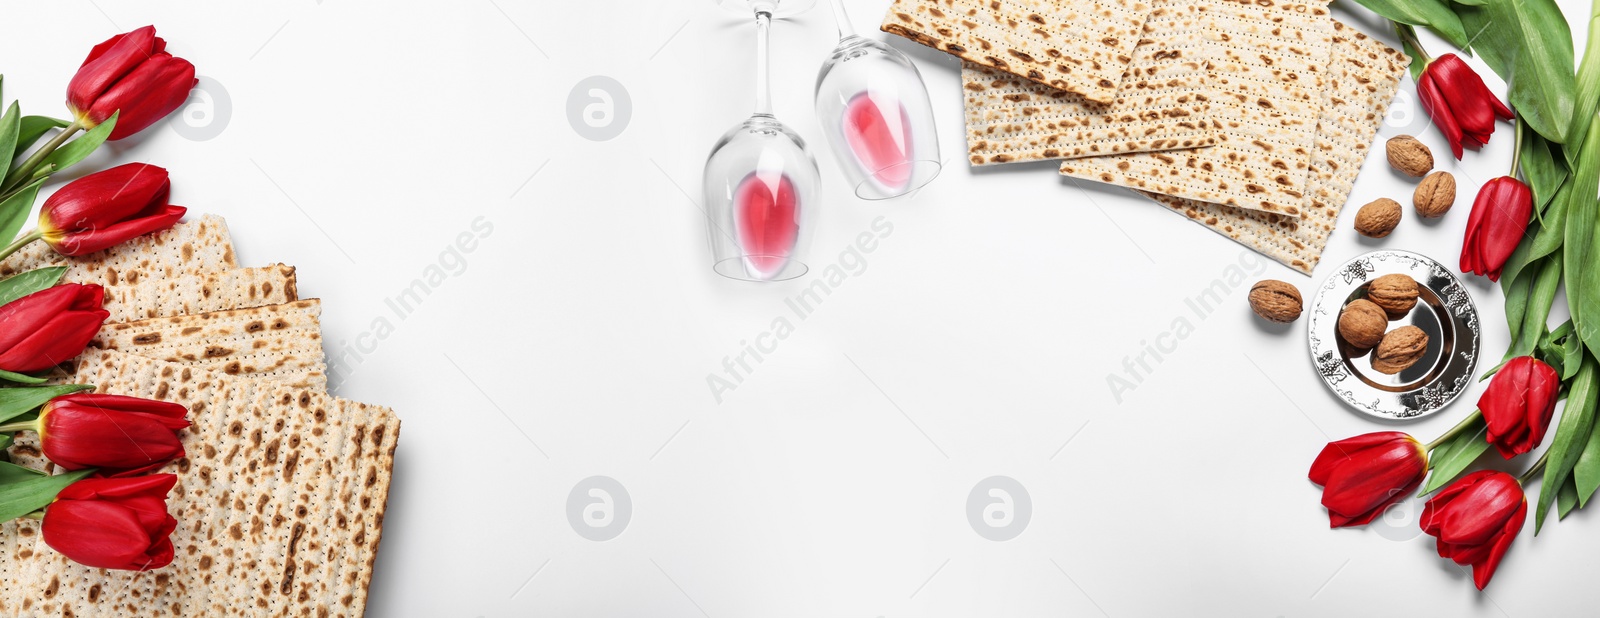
[1060, 0, 1334, 216]
[101, 264, 299, 323]
[15, 350, 399, 618]
[0, 215, 235, 284]
[881, 0, 1152, 104]
[1149, 21, 1408, 274]
[962, 0, 1215, 164]
[92, 300, 327, 390]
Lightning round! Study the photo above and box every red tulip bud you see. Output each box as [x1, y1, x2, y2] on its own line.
[67, 26, 197, 141]
[1308, 432, 1427, 527]
[1460, 176, 1534, 281]
[38, 394, 189, 477]
[1417, 54, 1512, 159]
[1420, 470, 1525, 590]
[41, 474, 178, 571]
[0, 284, 108, 373]
[1479, 356, 1560, 458]
[39, 162, 185, 256]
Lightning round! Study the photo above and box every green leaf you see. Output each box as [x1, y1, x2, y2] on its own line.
[1565, 4, 1600, 164]
[1572, 387, 1600, 507]
[0, 371, 45, 385]
[1398, 32, 1427, 81]
[1457, 4, 1511, 78]
[1502, 266, 1533, 351]
[1559, 477, 1579, 519]
[1537, 355, 1599, 533]
[1422, 418, 1491, 495]
[1490, 0, 1576, 144]
[15, 116, 67, 156]
[0, 266, 66, 307]
[0, 177, 41, 250]
[37, 111, 116, 177]
[0, 384, 91, 425]
[1521, 130, 1569, 215]
[1563, 117, 1600, 359]
[1516, 254, 1563, 358]
[1355, 0, 1472, 49]
[0, 462, 42, 485]
[0, 468, 92, 522]
[0, 102, 20, 176]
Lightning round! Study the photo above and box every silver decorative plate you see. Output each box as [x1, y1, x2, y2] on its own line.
[1307, 250, 1480, 420]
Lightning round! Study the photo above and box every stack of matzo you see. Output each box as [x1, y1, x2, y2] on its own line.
[0, 217, 398, 617]
[885, 0, 1410, 274]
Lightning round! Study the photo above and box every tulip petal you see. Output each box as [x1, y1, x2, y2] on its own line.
[1473, 500, 1526, 590]
[51, 205, 186, 256]
[1418, 74, 1467, 159]
[0, 309, 109, 373]
[86, 53, 197, 141]
[43, 500, 152, 570]
[66, 26, 158, 116]
[41, 163, 170, 233]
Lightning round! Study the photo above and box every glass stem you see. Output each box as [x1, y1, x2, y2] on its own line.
[829, 0, 856, 38]
[754, 9, 774, 116]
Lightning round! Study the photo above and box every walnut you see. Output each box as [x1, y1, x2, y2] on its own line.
[1386, 135, 1433, 177]
[1338, 299, 1388, 350]
[1354, 198, 1402, 238]
[1249, 279, 1303, 323]
[1367, 273, 1419, 319]
[1414, 171, 1456, 218]
[1372, 326, 1429, 374]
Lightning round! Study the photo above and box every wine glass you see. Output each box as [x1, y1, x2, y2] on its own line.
[814, 0, 941, 200]
[702, 0, 819, 282]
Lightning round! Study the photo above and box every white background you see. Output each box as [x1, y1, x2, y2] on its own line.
[2, 0, 1596, 616]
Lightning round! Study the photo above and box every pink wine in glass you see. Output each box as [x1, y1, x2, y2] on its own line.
[842, 91, 914, 191]
[733, 171, 799, 279]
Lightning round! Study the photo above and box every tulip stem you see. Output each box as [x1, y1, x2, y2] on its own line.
[4, 122, 81, 194]
[1393, 22, 1433, 66]
[1520, 451, 1549, 485]
[1425, 410, 1483, 452]
[0, 229, 41, 264]
[0, 419, 38, 434]
[1509, 119, 1525, 179]
[20, 510, 42, 521]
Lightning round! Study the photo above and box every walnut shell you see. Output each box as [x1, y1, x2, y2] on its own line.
[1372, 325, 1429, 374]
[1354, 198, 1402, 238]
[1249, 279, 1303, 323]
[1338, 299, 1389, 350]
[1386, 135, 1433, 177]
[1414, 171, 1456, 218]
[1367, 273, 1419, 319]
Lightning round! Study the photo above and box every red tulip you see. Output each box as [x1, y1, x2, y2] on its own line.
[1417, 54, 1512, 159]
[1308, 432, 1428, 527]
[41, 474, 177, 571]
[39, 162, 185, 256]
[1480, 356, 1560, 459]
[38, 394, 189, 477]
[67, 25, 196, 141]
[1461, 176, 1534, 281]
[1420, 470, 1525, 590]
[0, 284, 108, 373]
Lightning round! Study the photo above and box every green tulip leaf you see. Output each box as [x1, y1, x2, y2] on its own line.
[1354, 0, 1471, 50]
[0, 468, 92, 522]
[38, 111, 116, 176]
[1520, 130, 1569, 216]
[0, 462, 42, 485]
[1516, 255, 1563, 359]
[0, 434, 12, 453]
[1558, 477, 1578, 519]
[1536, 355, 1599, 534]
[0, 102, 20, 175]
[1563, 121, 1600, 359]
[16, 116, 68, 155]
[0, 384, 91, 425]
[1502, 267, 1532, 352]
[0, 177, 42, 251]
[0, 371, 46, 385]
[0, 267, 66, 307]
[1500, 0, 1576, 144]
[1456, 5, 1510, 80]
[1565, 6, 1600, 165]
[1421, 418, 1491, 495]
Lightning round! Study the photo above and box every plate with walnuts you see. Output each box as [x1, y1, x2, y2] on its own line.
[1307, 250, 1480, 420]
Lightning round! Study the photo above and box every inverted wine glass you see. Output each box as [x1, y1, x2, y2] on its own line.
[702, 0, 818, 282]
[814, 0, 941, 200]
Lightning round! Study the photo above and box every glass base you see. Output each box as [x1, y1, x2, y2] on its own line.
[714, 0, 816, 18]
[712, 255, 809, 282]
